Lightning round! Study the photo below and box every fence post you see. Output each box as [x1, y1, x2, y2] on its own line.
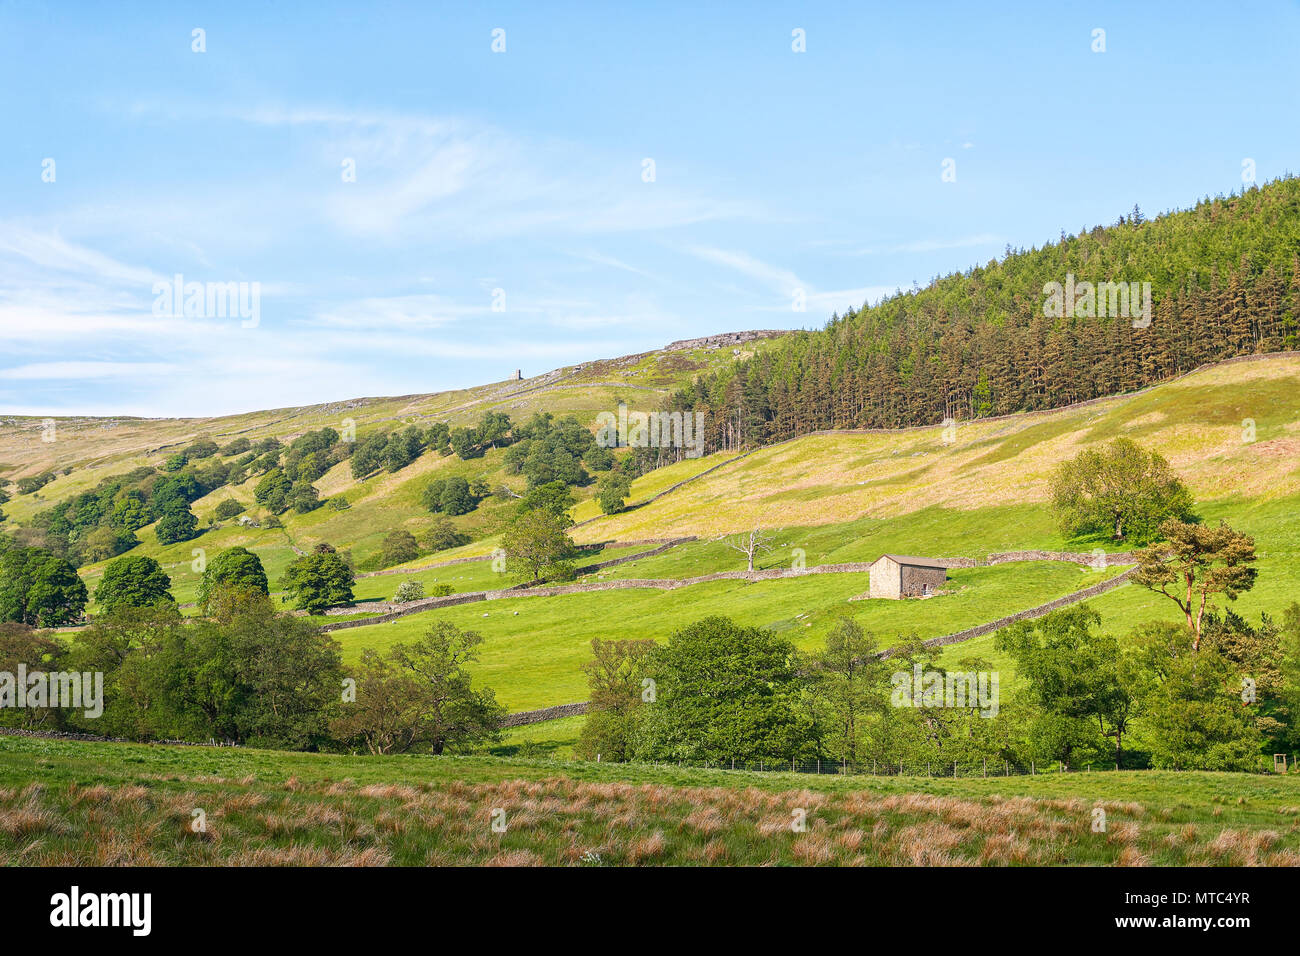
[1004, 760, 1009, 776]
[927, 762, 931, 777]
[1031, 760, 1035, 775]
[983, 758, 987, 778]
[953, 762, 957, 777]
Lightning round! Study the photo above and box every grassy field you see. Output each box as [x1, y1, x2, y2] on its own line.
[2, 735, 1297, 866]
[31, 354, 1300, 642]
[935, 491, 1300, 674]
[327, 485, 1300, 713]
[347, 542, 649, 606]
[333, 561, 1124, 711]
[495, 716, 586, 759]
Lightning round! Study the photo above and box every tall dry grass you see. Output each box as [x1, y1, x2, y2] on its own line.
[2, 774, 1298, 867]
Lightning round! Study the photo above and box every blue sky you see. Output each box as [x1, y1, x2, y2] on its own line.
[1, 1, 1297, 416]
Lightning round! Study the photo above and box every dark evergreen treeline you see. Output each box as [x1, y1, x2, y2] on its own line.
[669, 178, 1300, 451]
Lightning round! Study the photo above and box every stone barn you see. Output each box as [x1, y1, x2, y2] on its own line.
[868, 554, 948, 600]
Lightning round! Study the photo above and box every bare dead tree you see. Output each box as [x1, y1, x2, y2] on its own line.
[726, 527, 776, 572]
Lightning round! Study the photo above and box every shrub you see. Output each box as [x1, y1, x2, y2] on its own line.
[15, 473, 55, 495]
[596, 472, 633, 515]
[289, 481, 321, 514]
[635, 616, 814, 764]
[439, 476, 477, 516]
[254, 469, 292, 514]
[79, 526, 139, 563]
[1050, 438, 1195, 544]
[0, 546, 88, 626]
[393, 580, 425, 604]
[185, 439, 219, 460]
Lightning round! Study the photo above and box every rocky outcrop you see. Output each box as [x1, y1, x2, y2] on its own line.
[662, 330, 789, 350]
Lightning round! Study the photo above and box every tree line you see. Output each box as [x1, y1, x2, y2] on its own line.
[667, 178, 1300, 452]
[0, 541, 503, 753]
[573, 599, 1300, 773]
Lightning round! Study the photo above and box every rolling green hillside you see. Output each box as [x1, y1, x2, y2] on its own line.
[2, 342, 1296, 771]
[0, 334, 787, 597]
[316, 354, 1300, 714]
[0, 334, 784, 488]
[580, 354, 1300, 541]
[6, 352, 1296, 723]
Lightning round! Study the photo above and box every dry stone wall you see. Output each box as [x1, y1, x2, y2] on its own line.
[501, 702, 590, 727]
[879, 567, 1139, 658]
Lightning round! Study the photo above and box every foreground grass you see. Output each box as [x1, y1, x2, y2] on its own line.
[3, 737, 1298, 866]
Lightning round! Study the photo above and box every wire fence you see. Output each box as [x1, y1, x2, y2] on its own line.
[622, 755, 1298, 777]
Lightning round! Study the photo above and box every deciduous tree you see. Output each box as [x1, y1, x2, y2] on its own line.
[280, 543, 355, 614]
[1133, 519, 1257, 648]
[95, 555, 174, 612]
[1049, 438, 1195, 543]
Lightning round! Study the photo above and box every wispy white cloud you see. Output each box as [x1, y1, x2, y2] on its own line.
[0, 361, 176, 380]
[0, 97, 897, 415]
[890, 233, 1000, 254]
[0, 223, 161, 286]
[683, 245, 804, 295]
[752, 286, 896, 314]
[137, 102, 762, 241]
[568, 250, 664, 283]
[680, 244, 895, 315]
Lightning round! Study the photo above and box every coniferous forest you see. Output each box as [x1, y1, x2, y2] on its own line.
[670, 177, 1300, 452]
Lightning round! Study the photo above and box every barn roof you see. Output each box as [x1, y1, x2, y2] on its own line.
[874, 554, 948, 569]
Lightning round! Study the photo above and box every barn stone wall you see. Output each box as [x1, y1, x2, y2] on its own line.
[869, 559, 901, 599]
[899, 564, 948, 597]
